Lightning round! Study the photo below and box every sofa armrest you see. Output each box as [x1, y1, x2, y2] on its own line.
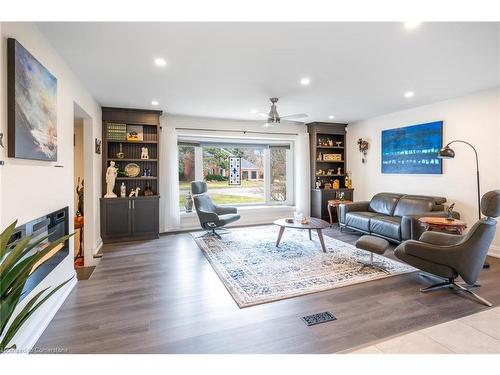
[338, 201, 370, 224]
[214, 205, 237, 215]
[400, 211, 460, 240]
[419, 231, 465, 246]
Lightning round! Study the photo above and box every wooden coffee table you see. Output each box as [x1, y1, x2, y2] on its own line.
[273, 217, 330, 253]
[418, 216, 467, 235]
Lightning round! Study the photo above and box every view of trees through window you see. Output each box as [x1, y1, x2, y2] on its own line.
[178, 144, 289, 210]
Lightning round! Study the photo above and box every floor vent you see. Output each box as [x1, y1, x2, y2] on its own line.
[301, 311, 337, 326]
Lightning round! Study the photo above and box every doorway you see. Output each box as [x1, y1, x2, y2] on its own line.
[73, 118, 84, 268]
[73, 103, 98, 280]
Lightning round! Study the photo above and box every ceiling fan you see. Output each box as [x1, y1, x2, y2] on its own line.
[257, 98, 308, 127]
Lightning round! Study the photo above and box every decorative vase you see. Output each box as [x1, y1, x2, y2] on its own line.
[185, 192, 194, 213]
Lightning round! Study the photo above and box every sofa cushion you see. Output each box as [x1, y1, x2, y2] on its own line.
[370, 215, 402, 240]
[368, 193, 404, 215]
[393, 197, 434, 217]
[345, 212, 379, 232]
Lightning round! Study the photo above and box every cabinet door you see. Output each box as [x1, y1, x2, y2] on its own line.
[101, 199, 132, 241]
[131, 198, 159, 238]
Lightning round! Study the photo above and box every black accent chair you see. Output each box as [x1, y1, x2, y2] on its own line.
[394, 190, 500, 306]
[338, 193, 459, 243]
[191, 181, 240, 238]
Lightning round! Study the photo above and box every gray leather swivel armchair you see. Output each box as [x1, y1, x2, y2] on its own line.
[394, 190, 500, 306]
[191, 181, 240, 237]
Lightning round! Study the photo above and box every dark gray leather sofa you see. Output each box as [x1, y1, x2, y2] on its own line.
[338, 193, 459, 243]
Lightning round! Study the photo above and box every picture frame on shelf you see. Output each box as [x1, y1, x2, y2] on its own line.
[126, 125, 144, 141]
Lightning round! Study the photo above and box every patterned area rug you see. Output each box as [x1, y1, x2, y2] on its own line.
[191, 225, 415, 308]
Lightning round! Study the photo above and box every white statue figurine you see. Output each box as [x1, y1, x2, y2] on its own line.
[104, 161, 118, 198]
[141, 147, 149, 160]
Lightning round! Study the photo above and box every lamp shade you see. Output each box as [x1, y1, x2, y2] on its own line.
[438, 145, 455, 159]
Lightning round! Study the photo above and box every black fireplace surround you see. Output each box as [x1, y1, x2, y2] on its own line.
[9, 207, 69, 300]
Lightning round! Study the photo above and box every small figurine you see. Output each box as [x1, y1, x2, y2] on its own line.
[315, 179, 321, 189]
[332, 179, 340, 189]
[120, 182, 126, 198]
[447, 203, 455, 221]
[337, 167, 342, 175]
[144, 182, 154, 196]
[76, 177, 84, 216]
[116, 143, 125, 159]
[141, 147, 149, 160]
[129, 187, 141, 197]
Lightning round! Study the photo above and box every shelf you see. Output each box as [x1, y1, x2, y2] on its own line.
[316, 146, 344, 149]
[109, 158, 158, 162]
[316, 160, 345, 163]
[107, 140, 158, 144]
[316, 174, 346, 177]
[116, 177, 158, 180]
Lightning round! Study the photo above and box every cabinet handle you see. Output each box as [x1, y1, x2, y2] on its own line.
[129, 200, 131, 209]
[132, 200, 135, 209]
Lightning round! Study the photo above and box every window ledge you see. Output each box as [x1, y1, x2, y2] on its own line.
[180, 205, 295, 217]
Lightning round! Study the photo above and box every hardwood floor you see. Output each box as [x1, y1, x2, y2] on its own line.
[35, 226, 500, 354]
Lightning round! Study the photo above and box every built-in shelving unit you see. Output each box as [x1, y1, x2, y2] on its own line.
[100, 107, 162, 243]
[307, 122, 354, 221]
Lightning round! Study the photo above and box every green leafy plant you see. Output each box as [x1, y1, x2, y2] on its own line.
[0, 220, 74, 352]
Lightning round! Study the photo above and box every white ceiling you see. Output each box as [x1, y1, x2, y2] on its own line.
[37, 22, 500, 123]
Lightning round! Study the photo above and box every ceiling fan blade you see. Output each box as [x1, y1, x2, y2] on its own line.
[262, 122, 275, 128]
[280, 113, 308, 120]
[257, 112, 270, 118]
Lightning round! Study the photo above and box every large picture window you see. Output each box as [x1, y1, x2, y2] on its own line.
[178, 141, 293, 210]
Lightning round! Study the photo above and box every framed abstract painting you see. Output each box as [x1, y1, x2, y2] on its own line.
[7, 38, 58, 161]
[381, 121, 443, 174]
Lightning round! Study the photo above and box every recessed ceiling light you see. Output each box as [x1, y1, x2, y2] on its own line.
[404, 91, 415, 98]
[328, 115, 335, 120]
[300, 77, 311, 86]
[154, 58, 167, 67]
[404, 22, 422, 30]
[151, 100, 159, 106]
[250, 109, 258, 114]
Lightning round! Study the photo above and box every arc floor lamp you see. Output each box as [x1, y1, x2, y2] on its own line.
[438, 140, 489, 268]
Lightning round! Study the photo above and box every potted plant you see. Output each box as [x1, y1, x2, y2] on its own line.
[0, 221, 74, 352]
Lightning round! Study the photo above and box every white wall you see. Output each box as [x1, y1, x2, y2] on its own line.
[161, 114, 310, 231]
[0, 22, 102, 350]
[346, 88, 500, 253]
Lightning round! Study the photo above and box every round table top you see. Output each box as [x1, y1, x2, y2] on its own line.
[273, 217, 330, 230]
[418, 216, 467, 227]
[327, 199, 352, 206]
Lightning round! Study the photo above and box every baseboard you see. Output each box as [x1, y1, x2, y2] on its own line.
[22, 273, 77, 352]
[93, 238, 103, 258]
[489, 244, 500, 259]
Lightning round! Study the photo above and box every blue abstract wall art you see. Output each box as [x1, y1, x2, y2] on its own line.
[381, 121, 443, 174]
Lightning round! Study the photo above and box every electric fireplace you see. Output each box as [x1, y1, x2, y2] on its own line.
[9, 207, 69, 300]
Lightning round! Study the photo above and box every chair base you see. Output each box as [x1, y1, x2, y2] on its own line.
[418, 273, 492, 307]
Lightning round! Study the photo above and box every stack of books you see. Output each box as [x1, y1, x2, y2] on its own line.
[107, 123, 127, 140]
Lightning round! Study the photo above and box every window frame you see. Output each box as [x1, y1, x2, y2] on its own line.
[177, 137, 295, 210]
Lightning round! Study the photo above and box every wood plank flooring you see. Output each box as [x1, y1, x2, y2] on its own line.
[35, 226, 500, 353]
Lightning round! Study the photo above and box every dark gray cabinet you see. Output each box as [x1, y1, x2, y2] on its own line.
[100, 197, 159, 243]
[311, 188, 354, 221]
